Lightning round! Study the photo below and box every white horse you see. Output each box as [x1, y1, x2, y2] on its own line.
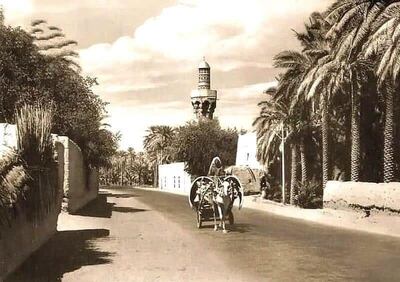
[213, 179, 236, 233]
[213, 180, 232, 233]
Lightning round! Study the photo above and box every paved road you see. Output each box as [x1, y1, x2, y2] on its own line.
[7, 187, 400, 281]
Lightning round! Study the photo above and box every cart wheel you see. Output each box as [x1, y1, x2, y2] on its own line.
[228, 210, 234, 225]
[197, 210, 202, 228]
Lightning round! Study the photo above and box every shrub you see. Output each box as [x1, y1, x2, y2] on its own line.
[0, 151, 29, 226]
[295, 181, 323, 209]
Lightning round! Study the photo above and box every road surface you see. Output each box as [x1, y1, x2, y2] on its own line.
[7, 187, 400, 281]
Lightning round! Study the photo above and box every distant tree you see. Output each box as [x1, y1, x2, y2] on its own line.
[170, 119, 238, 176]
[132, 152, 153, 185]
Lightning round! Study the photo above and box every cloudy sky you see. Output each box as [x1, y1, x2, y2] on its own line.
[1, 0, 332, 150]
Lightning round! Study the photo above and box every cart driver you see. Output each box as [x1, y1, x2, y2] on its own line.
[208, 156, 224, 177]
[208, 156, 224, 191]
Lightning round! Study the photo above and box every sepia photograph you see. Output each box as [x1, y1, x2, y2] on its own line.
[1, 0, 400, 281]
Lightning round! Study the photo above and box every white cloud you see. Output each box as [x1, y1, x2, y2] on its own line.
[79, 0, 330, 91]
[77, 0, 332, 150]
[220, 81, 278, 100]
[2, 0, 331, 150]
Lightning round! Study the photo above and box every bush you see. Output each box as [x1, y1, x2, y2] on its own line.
[0, 151, 29, 226]
[264, 184, 282, 202]
[295, 181, 323, 209]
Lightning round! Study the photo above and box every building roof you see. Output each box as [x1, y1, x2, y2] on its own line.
[198, 57, 210, 69]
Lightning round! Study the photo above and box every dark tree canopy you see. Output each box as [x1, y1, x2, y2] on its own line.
[0, 19, 118, 168]
[170, 119, 238, 176]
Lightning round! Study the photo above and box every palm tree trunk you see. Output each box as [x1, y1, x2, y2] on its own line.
[384, 86, 395, 182]
[350, 84, 361, 182]
[321, 95, 329, 189]
[290, 144, 298, 205]
[300, 138, 308, 184]
[153, 163, 158, 188]
[344, 107, 351, 181]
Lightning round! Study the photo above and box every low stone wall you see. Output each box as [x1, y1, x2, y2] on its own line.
[0, 167, 62, 280]
[324, 181, 400, 213]
[55, 137, 99, 214]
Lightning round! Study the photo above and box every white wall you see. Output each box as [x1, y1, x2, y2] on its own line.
[54, 136, 98, 213]
[158, 162, 192, 195]
[235, 133, 262, 169]
[0, 123, 17, 158]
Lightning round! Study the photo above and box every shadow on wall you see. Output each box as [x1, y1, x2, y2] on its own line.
[5, 229, 113, 282]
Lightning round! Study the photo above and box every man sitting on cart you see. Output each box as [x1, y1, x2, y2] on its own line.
[208, 156, 224, 185]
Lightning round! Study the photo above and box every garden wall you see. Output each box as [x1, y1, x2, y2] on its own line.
[0, 167, 62, 280]
[324, 181, 400, 213]
[55, 136, 99, 213]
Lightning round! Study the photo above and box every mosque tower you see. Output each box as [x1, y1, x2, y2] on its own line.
[190, 57, 217, 120]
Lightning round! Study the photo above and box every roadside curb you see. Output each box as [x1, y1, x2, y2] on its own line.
[242, 195, 400, 239]
[123, 187, 400, 239]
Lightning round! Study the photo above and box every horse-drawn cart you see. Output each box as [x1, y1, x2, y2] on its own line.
[188, 175, 243, 231]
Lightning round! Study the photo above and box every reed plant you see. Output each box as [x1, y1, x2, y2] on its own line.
[14, 104, 56, 222]
[16, 104, 54, 168]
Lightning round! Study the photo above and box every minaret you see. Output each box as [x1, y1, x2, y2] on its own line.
[191, 57, 217, 120]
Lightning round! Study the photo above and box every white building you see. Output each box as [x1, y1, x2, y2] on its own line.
[158, 162, 192, 195]
[235, 133, 262, 169]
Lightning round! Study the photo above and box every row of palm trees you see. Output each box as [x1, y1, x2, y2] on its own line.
[254, 0, 400, 203]
[100, 148, 153, 186]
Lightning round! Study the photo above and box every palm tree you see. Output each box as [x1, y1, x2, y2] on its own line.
[325, 0, 395, 182]
[143, 126, 175, 187]
[364, 2, 400, 181]
[274, 13, 331, 187]
[254, 98, 289, 202]
[272, 53, 310, 203]
[255, 90, 308, 204]
[293, 13, 339, 188]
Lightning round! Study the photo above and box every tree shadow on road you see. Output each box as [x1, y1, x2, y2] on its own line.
[6, 229, 113, 282]
[196, 223, 253, 234]
[72, 192, 146, 218]
[228, 223, 253, 234]
[105, 192, 140, 198]
[74, 194, 113, 218]
[112, 206, 147, 213]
